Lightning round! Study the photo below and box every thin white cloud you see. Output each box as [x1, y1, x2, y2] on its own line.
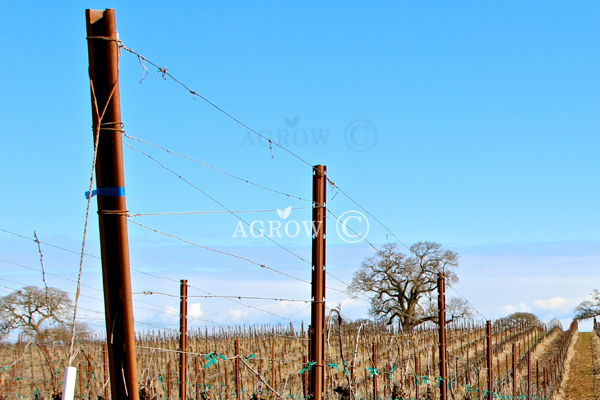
[189, 303, 204, 318]
[229, 309, 249, 321]
[533, 297, 580, 313]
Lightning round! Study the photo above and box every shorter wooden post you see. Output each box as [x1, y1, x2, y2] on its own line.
[527, 352, 531, 400]
[302, 356, 308, 400]
[372, 343, 378, 400]
[235, 340, 241, 400]
[103, 345, 109, 400]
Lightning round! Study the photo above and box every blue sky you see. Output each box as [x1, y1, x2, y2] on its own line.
[1, 1, 599, 336]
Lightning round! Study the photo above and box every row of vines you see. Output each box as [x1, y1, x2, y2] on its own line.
[0, 317, 579, 400]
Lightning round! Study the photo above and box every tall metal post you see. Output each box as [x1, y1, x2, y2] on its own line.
[302, 355, 308, 400]
[536, 360, 540, 399]
[438, 273, 447, 400]
[85, 9, 139, 400]
[196, 357, 200, 400]
[543, 368, 547, 399]
[167, 362, 172, 399]
[527, 351, 531, 400]
[486, 321, 492, 400]
[103, 344, 109, 400]
[415, 354, 420, 400]
[180, 279, 188, 400]
[309, 165, 327, 400]
[372, 344, 378, 400]
[512, 343, 516, 400]
[271, 336, 276, 393]
[235, 340, 241, 400]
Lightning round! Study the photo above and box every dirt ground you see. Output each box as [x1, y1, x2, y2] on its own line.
[513, 328, 562, 389]
[553, 331, 600, 400]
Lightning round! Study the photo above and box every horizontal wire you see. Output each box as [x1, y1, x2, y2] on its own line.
[0, 228, 301, 325]
[131, 300, 225, 326]
[0, 258, 103, 293]
[117, 153, 369, 304]
[0, 229, 369, 322]
[134, 291, 310, 303]
[0, 257, 231, 327]
[121, 44, 413, 259]
[0, 233, 298, 325]
[325, 209, 378, 252]
[0, 233, 468, 328]
[121, 143, 428, 320]
[323, 272, 370, 303]
[323, 208, 378, 302]
[446, 281, 488, 321]
[128, 219, 311, 285]
[0, 227, 101, 259]
[135, 319, 221, 330]
[119, 136, 408, 312]
[129, 220, 370, 306]
[184, 284, 304, 324]
[0, 277, 104, 306]
[119, 44, 314, 168]
[130, 267, 302, 323]
[327, 183, 410, 251]
[123, 133, 311, 203]
[129, 207, 312, 217]
[124, 141, 312, 265]
[128, 220, 266, 267]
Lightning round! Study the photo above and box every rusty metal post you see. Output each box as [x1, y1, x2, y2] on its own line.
[302, 356, 308, 400]
[543, 368, 547, 399]
[180, 279, 188, 400]
[271, 336, 276, 394]
[79, 362, 84, 399]
[88, 357, 93, 400]
[527, 351, 531, 400]
[167, 362, 172, 399]
[103, 344, 109, 400]
[224, 362, 230, 400]
[438, 273, 447, 400]
[486, 321, 492, 400]
[309, 165, 327, 400]
[307, 325, 313, 396]
[536, 360, 539, 399]
[415, 354, 420, 400]
[497, 360, 500, 382]
[466, 344, 470, 385]
[196, 357, 200, 400]
[372, 343, 378, 400]
[85, 9, 139, 400]
[512, 343, 516, 400]
[235, 340, 241, 400]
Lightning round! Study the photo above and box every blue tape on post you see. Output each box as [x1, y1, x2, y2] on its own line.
[85, 186, 125, 199]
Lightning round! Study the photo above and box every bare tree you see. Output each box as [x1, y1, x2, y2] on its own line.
[494, 312, 542, 329]
[574, 289, 600, 320]
[0, 286, 73, 339]
[349, 242, 471, 331]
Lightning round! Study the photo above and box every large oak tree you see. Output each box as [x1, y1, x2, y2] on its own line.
[349, 242, 471, 331]
[0, 286, 72, 339]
